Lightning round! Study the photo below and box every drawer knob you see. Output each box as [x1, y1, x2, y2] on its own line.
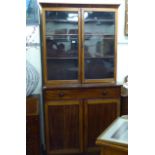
[102, 91, 107, 96]
[59, 92, 65, 97]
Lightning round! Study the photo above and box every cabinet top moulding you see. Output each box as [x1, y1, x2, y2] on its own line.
[39, 3, 120, 9]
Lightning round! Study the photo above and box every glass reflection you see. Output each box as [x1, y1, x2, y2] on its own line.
[67, 13, 78, 21]
[45, 11, 78, 35]
[46, 34, 78, 58]
[84, 35, 114, 58]
[47, 59, 78, 80]
[84, 11, 115, 79]
[84, 12, 115, 34]
[84, 58, 114, 79]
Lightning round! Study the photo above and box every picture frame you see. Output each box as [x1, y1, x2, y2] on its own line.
[125, 0, 128, 36]
[26, 0, 39, 25]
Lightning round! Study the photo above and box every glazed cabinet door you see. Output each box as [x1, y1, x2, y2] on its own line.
[45, 100, 83, 155]
[84, 99, 120, 155]
[82, 8, 118, 83]
[42, 8, 81, 85]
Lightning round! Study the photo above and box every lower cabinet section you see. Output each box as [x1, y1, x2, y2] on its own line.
[44, 86, 121, 155]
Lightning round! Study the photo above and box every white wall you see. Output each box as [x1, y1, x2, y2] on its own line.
[27, 0, 128, 94]
[26, 26, 42, 94]
[117, 0, 128, 84]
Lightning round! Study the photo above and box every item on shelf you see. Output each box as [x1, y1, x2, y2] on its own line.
[26, 60, 39, 96]
[103, 35, 114, 56]
[121, 75, 128, 96]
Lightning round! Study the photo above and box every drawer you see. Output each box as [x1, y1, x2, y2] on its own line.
[44, 87, 120, 101]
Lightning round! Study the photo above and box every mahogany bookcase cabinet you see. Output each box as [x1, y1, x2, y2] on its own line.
[40, 2, 120, 155]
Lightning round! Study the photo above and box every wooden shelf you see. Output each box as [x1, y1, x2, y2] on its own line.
[85, 19, 114, 22]
[47, 57, 78, 60]
[46, 19, 78, 23]
[46, 19, 114, 23]
[46, 56, 113, 60]
[85, 33, 114, 36]
[46, 33, 114, 40]
[46, 34, 78, 36]
[85, 56, 114, 59]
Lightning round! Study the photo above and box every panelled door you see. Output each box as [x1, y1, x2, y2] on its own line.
[84, 99, 120, 153]
[45, 100, 83, 154]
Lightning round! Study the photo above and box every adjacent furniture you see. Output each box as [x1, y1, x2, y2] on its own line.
[120, 76, 128, 116]
[40, 2, 120, 155]
[96, 117, 128, 155]
[26, 95, 40, 155]
[120, 95, 128, 116]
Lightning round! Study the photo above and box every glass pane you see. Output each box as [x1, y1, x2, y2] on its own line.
[47, 59, 78, 80]
[84, 12, 115, 34]
[45, 11, 79, 80]
[84, 35, 114, 58]
[46, 37, 78, 58]
[85, 58, 114, 79]
[84, 11, 115, 79]
[46, 11, 78, 35]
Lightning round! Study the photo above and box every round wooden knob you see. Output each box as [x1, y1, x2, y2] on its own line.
[102, 91, 107, 96]
[59, 92, 65, 97]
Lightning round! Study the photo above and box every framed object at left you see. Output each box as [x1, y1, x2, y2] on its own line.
[125, 0, 128, 36]
[26, 0, 39, 25]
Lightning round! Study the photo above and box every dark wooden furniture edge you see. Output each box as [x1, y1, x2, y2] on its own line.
[26, 94, 40, 116]
[39, 3, 120, 8]
[26, 94, 41, 155]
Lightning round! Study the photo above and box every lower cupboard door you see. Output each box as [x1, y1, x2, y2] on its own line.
[84, 99, 120, 153]
[45, 100, 83, 155]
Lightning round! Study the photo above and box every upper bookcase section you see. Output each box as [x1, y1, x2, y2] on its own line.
[39, 3, 119, 86]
